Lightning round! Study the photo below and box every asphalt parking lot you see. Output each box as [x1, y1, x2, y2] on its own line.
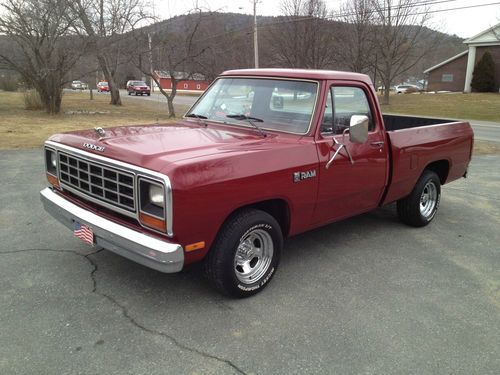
[1, 150, 499, 375]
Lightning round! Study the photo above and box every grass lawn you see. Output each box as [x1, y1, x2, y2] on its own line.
[380, 92, 500, 123]
[0, 91, 190, 149]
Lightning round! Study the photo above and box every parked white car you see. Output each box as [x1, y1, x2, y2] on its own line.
[71, 80, 88, 90]
[394, 84, 420, 94]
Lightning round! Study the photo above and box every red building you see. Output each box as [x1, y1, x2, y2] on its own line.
[154, 71, 210, 92]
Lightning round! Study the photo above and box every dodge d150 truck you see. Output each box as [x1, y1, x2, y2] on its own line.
[40, 69, 473, 297]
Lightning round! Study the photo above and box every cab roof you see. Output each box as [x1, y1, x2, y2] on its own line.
[220, 68, 373, 85]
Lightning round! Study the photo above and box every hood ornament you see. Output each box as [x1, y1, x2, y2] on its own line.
[94, 127, 106, 138]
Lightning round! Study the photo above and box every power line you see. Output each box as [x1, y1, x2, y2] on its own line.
[392, 1, 500, 16]
[145, 0, 500, 52]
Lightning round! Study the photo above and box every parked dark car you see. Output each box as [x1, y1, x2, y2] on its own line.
[127, 80, 151, 96]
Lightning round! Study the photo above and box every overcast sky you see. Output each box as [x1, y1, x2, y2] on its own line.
[155, 0, 500, 39]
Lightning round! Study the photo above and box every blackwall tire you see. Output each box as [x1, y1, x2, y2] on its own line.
[397, 170, 441, 227]
[204, 209, 283, 298]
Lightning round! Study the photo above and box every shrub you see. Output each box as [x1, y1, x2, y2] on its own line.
[0, 76, 18, 92]
[471, 51, 496, 92]
[23, 89, 44, 111]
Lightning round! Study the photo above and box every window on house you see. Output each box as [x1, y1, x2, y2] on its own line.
[442, 74, 453, 82]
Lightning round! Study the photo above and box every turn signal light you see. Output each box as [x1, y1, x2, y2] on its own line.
[46, 173, 60, 188]
[185, 241, 205, 252]
[139, 212, 166, 232]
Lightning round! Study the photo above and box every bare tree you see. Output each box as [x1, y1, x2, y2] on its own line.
[133, 11, 209, 117]
[68, 0, 151, 106]
[370, 0, 440, 104]
[0, 0, 86, 113]
[267, 0, 336, 69]
[335, 0, 375, 75]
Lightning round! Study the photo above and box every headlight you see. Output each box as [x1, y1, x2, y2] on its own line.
[139, 178, 166, 232]
[45, 148, 59, 187]
[45, 148, 57, 175]
[149, 184, 165, 208]
[50, 152, 57, 168]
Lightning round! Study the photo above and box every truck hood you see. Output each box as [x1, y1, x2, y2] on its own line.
[48, 121, 294, 173]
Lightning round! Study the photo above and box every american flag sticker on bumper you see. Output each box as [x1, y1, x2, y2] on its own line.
[73, 221, 94, 246]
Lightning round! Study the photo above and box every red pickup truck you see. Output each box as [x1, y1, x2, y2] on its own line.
[40, 69, 473, 297]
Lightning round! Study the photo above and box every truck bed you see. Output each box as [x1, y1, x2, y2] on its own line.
[382, 114, 452, 131]
[381, 114, 473, 205]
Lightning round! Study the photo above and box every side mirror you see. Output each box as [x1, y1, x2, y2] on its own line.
[349, 115, 369, 144]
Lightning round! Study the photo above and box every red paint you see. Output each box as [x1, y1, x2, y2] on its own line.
[48, 69, 474, 266]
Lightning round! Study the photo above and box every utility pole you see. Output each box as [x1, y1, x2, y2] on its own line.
[148, 32, 154, 92]
[253, 0, 259, 68]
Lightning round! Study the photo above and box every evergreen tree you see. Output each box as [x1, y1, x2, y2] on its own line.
[471, 51, 496, 92]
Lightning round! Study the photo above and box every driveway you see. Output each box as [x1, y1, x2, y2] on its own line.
[1, 150, 499, 374]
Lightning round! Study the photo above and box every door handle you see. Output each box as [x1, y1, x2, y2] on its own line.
[370, 141, 385, 148]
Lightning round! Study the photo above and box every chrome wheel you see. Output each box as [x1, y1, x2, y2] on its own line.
[234, 229, 274, 285]
[420, 181, 438, 218]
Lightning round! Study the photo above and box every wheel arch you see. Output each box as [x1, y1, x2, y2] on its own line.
[221, 198, 291, 239]
[424, 159, 450, 184]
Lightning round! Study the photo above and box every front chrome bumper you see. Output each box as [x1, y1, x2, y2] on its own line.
[40, 188, 184, 273]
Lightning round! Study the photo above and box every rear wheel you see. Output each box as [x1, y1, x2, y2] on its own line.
[205, 209, 282, 298]
[397, 170, 441, 227]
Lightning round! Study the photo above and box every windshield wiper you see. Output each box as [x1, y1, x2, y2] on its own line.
[226, 114, 267, 137]
[186, 113, 208, 127]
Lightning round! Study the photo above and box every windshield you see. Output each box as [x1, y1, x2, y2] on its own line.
[187, 77, 318, 134]
[133, 81, 147, 86]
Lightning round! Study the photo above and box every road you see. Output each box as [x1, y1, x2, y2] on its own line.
[1, 150, 499, 374]
[120, 89, 200, 107]
[125, 94, 500, 142]
[468, 120, 500, 143]
[79, 90, 500, 142]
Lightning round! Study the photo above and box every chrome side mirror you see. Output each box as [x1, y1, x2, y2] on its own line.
[349, 115, 369, 144]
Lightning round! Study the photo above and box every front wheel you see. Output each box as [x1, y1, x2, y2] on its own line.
[205, 209, 283, 298]
[397, 170, 441, 227]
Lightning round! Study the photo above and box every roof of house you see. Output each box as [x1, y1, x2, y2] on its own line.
[464, 22, 500, 46]
[424, 22, 500, 74]
[423, 50, 468, 74]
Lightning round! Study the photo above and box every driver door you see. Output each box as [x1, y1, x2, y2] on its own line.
[313, 83, 388, 224]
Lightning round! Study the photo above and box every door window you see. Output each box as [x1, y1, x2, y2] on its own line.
[322, 86, 374, 135]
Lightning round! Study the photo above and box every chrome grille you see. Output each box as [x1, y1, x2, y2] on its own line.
[58, 152, 135, 211]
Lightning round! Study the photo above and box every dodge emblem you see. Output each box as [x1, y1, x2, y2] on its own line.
[293, 169, 316, 182]
[83, 143, 105, 152]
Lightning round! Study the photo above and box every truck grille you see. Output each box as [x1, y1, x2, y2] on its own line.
[58, 152, 135, 211]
